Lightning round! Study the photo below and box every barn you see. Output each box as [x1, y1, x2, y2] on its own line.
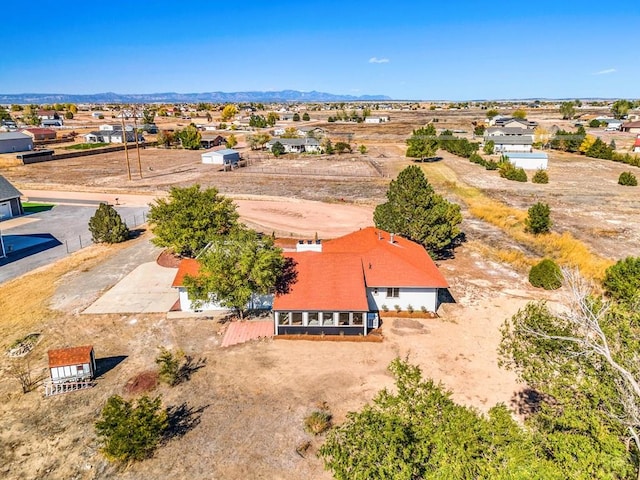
[503, 152, 548, 170]
[0, 132, 33, 154]
[0, 175, 24, 220]
[48, 345, 96, 383]
[201, 148, 240, 166]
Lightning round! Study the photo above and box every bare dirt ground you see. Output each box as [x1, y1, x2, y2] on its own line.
[1, 107, 638, 479]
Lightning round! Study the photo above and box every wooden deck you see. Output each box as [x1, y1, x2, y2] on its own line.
[221, 321, 274, 348]
[44, 380, 95, 397]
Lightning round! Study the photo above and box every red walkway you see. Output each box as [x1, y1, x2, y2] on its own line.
[221, 320, 274, 348]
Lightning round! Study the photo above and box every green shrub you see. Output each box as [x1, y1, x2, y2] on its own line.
[394, 305, 402, 313]
[532, 169, 549, 184]
[525, 202, 552, 234]
[95, 395, 168, 463]
[485, 160, 499, 170]
[603, 257, 640, 304]
[381, 304, 389, 312]
[407, 304, 414, 313]
[304, 410, 332, 435]
[588, 119, 602, 128]
[618, 171, 637, 186]
[88, 203, 129, 244]
[155, 347, 182, 386]
[529, 259, 563, 290]
[499, 162, 528, 182]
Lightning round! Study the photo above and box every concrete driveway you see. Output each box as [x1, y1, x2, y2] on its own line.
[83, 262, 178, 314]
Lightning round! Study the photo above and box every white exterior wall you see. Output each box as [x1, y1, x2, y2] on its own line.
[495, 143, 532, 153]
[201, 153, 223, 164]
[509, 157, 548, 170]
[50, 363, 91, 382]
[367, 287, 438, 313]
[177, 287, 273, 312]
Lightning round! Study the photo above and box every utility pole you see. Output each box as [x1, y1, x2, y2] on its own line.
[132, 105, 143, 179]
[121, 110, 132, 181]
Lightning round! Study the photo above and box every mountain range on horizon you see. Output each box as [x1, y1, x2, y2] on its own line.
[0, 90, 393, 104]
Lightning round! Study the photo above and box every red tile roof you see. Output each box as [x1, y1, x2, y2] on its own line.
[322, 227, 449, 288]
[48, 345, 94, 368]
[623, 121, 640, 129]
[273, 252, 369, 311]
[172, 259, 200, 287]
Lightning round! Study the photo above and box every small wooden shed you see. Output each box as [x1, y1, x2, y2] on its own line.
[48, 345, 96, 383]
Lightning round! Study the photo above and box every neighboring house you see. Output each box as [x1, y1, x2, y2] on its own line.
[201, 148, 240, 166]
[364, 116, 390, 124]
[603, 119, 624, 131]
[0, 132, 33, 154]
[485, 127, 534, 139]
[41, 118, 63, 127]
[0, 175, 24, 220]
[37, 109, 60, 120]
[1, 119, 18, 130]
[503, 152, 548, 170]
[273, 227, 449, 336]
[633, 135, 640, 154]
[272, 127, 286, 136]
[200, 135, 227, 149]
[491, 135, 533, 153]
[48, 345, 96, 383]
[492, 117, 537, 129]
[296, 127, 324, 137]
[171, 259, 273, 313]
[20, 128, 57, 141]
[91, 111, 104, 118]
[266, 137, 322, 153]
[82, 125, 142, 144]
[621, 121, 640, 134]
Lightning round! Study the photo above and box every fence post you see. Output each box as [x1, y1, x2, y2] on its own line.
[79, 235, 82, 249]
[65, 240, 69, 254]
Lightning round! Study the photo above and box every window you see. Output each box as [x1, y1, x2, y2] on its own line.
[386, 287, 400, 298]
[307, 312, 319, 326]
[292, 312, 303, 326]
[278, 312, 290, 325]
[352, 312, 364, 326]
[339, 312, 350, 326]
[322, 312, 335, 326]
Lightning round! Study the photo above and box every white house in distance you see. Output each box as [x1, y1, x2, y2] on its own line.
[266, 137, 322, 153]
[201, 148, 240, 167]
[273, 227, 449, 336]
[503, 152, 548, 170]
[365, 116, 390, 124]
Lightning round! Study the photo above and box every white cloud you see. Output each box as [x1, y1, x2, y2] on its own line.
[369, 57, 390, 64]
[593, 68, 616, 75]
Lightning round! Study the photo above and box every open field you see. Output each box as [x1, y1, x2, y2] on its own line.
[1, 106, 639, 479]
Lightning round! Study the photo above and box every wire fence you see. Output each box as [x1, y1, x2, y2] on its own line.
[61, 210, 149, 255]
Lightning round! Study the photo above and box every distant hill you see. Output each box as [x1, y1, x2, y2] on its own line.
[0, 90, 392, 104]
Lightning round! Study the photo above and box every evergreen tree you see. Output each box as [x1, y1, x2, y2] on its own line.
[88, 203, 129, 244]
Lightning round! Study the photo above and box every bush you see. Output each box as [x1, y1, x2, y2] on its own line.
[532, 169, 549, 184]
[529, 259, 563, 290]
[589, 119, 602, 128]
[381, 304, 389, 312]
[407, 304, 414, 313]
[65, 111, 74, 119]
[603, 257, 640, 304]
[88, 203, 129, 243]
[95, 395, 168, 463]
[304, 410, 332, 435]
[525, 202, 552, 234]
[499, 162, 528, 182]
[155, 347, 182, 386]
[394, 305, 402, 313]
[485, 160, 499, 170]
[618, 171, 637, 186]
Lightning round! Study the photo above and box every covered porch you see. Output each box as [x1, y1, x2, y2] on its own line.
[274, 310, 379, 336]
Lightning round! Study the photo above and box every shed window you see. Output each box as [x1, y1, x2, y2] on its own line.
[322, 312, 335, 326]
[278, 312, 290, 325]
[338, 312, 350, 326]
[291, 312, 303, 326]
[307, 312, 319, 326]
[352, 312, 364, 326]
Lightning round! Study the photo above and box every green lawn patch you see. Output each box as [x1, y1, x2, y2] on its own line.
[64, 142, 110, 150]
[22, 202, 55, 214]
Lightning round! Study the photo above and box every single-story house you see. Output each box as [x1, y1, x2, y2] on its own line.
[37, 109, 59, 120]
[603, 119, 624, 131]
[201, 148, 240, 166]
[485, 127, 534, 139]
[491, 135, 533, 153]
[1, 119, 18, 130]
[296, 127, 324, 137]
[364, 116, 390, 124]
[266, 137, 322, 153]
[91, 111, 104, 118]
[48, 345, 96, 383]
[621, 121, 640, 134]
[41, 119, 63, 127]
[200, 135, 227, 149]
[83, 126, 142, 144]
[0, 132, 33, 154]
[633, 135, 640, 154]
[171, 259, 273, 312]
[503, 152, 548, 170]
[491, 116, 537, 128]
[20, 128, 57, 141]
[273, 227, 449, 336]
[0, 175, 24, 220]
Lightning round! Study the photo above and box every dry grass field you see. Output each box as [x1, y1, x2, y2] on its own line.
[1, 106, 639, 479]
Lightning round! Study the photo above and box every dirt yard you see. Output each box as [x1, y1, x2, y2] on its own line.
[1, 106, 639, 479]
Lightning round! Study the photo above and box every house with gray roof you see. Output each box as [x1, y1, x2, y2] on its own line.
[0, 132, 33, 154]
[0, 175, 24, 220]
[491, 135, 533, 153]
[266, 137, 322, 153]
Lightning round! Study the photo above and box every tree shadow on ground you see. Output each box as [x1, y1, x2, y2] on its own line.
[511, 388, 556, 417]
[435, 232, 467, 261]
[95, 355, 127, 377]
[128, 227, 146, 240]
[164, 402, 210, 442]
[176, 356, 207, 385]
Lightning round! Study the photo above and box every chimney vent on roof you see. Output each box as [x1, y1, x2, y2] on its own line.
[390, 233, 395, 244]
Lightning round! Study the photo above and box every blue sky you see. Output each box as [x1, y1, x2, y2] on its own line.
[1, 1, 638, 100]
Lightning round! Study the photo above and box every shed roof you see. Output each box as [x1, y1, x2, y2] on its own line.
[0, 175, 22, 201]
[207, 148, 239, 156]
[491, 136, 533, 145]
[21, 128, 56, 135]
[48, 345, 94, 367]
[0, 132, 32, 141]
